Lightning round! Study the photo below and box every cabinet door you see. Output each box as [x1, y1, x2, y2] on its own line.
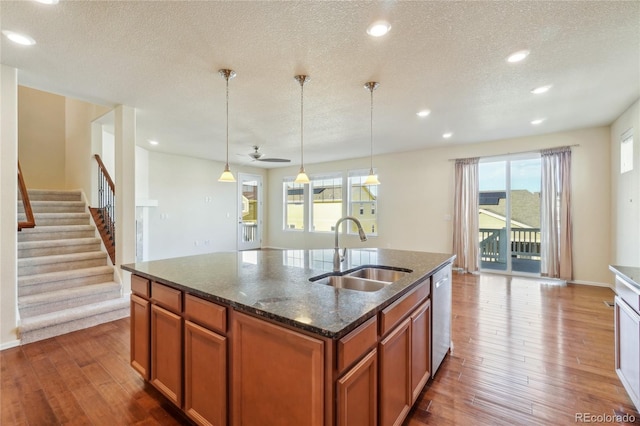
[615, 296, 640, 410]
[232, 311, 325, 426]
[379, 317, 411, 426]
[151, 304, 183, 407]
[410, 300, 431, 403]
[184, 320, 227, 426]
[130, 294, 150, 380]
[337, 349, 377, 426]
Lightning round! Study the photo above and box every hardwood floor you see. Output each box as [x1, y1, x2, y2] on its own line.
[1, 273, 638, 425]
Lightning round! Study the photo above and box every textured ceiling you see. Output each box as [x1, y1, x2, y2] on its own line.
[1, 1, 639, 168]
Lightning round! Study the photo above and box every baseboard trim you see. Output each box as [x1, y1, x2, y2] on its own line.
[1, 339, 21, 351]
[570, 279, 613, 289]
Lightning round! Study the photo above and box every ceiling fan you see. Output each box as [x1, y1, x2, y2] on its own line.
[247, 146, 291, 163]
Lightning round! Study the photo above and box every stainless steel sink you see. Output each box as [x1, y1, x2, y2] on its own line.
[345, 267, 407, 282]
[315, 275, 389, 292]
[310, 266, 411, 292]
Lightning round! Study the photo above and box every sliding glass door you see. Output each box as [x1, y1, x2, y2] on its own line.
[478, 155, 541, 274]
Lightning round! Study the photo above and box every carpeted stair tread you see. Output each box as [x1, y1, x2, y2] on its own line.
[19, 224, 95, 234]
[18, 266, 115, 296]
[19, 297, 130, 344]
[19, 281, 120, 307]
[19, 237, 101, 250]
[18, 265, 114, 286]
[19, 200, 86, 214]
[18, 250, 106, 267]
[17, 212, 90, 226]
[26, 189, 82, 201]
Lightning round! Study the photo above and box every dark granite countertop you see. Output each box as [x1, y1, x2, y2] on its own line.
[122, 248, 454, 339]
[610, 265, 640, 289]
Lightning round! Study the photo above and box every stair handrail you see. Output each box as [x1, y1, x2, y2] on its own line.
[18, 161, 36, 231]
[94, 154, 115, 194]
[93, 154, 116, 264]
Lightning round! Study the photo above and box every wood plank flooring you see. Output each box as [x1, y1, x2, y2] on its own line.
[1, 273, 638, 425]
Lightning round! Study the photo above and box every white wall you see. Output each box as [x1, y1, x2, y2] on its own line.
[146, 151, 267, 260]
[611, 99, 640, 267]
[1, 66, 19, 348]
[65, 97, 111, 195]
[266, 126, 612, 285]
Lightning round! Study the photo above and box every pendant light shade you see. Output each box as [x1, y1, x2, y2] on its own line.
[218, 69, 236, 183]
[294, 75, 310, 184]
[364, 81, 380, 185]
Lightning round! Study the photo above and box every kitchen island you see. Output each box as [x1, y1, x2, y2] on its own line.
[122, 248, 454, 426]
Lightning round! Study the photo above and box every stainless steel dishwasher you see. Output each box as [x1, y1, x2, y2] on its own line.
[431, 264, 452, 377]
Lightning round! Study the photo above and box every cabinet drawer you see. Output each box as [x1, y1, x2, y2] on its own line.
[380, 281, 429, 337]
[185, 294, 227, 334]
[616, 276, 640, 312]
[337, 316, 377, 373]
[131, 274, 150, 299]
[152, 282, 182, 313]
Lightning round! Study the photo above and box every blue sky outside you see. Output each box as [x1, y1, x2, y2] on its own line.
[479, 158, 541, 193]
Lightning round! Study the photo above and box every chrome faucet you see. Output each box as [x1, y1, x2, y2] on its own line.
[334, 216, 367, 271]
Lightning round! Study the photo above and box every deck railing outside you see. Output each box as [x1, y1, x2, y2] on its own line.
[479, 228, 541, 264]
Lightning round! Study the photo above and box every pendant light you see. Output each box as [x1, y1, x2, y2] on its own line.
[218, 69, 237, 183]
[363, 81, 381, 185]
[294, 75, 310, 184]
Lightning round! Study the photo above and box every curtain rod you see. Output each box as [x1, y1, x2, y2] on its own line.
[448, 144, 580, 162]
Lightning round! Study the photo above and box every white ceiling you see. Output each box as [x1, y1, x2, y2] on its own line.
[1, 1, 639, 169]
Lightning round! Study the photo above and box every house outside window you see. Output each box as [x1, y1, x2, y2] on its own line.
[283, 180, 305, 230]
[348, 172, 378, 236]
[310, 174, 343, 232]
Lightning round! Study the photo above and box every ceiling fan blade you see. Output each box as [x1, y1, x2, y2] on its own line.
[258, 158, 291, 163]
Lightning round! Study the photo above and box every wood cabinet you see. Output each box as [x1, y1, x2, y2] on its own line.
[151, 303, 183, 406]
[379, 317, 412, 426]
[232, 311, 325, 426]
[184, 294, 228, 426]
[337, 349, 377, 426]
[378, 281, 431, 426]
[410, 300, 431, 403]
[129, 261, 453, 426]
[130, 275, 151, 380]
[130, 293, 150, 380]
[185, 320, 227, 426]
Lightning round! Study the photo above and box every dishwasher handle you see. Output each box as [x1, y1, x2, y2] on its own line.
[435, 276, 449, 289]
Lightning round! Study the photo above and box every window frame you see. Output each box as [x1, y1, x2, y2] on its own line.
[347, 170, 379, 237]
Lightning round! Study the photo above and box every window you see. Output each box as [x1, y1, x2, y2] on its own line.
[283, 180, 305, 230]
[282, 170, 379, 236]
[621, 129, 633, 174]
[349, 173, 378, 236]
[310, 174, 343, 232]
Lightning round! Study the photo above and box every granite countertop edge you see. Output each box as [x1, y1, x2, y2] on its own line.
[122, 249, 455, 339]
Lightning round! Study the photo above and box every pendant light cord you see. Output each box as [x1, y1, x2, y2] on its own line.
[370, 86, 374, 170]
[300, 80, 304, 168]
[225, 76, 230, 167]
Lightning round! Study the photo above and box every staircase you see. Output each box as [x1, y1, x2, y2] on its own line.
[17, 189, 129, 344]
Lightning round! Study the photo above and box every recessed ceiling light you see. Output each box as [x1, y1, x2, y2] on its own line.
[416, 110, 431, 118]
[34, 0, 59, 4]
[148, 140, 159, 146]
[531, 119, 545, 125]
[2, 30, 36, 46]
[507, 49, 530, 63]
[367, 21, 391, 37]
[531, 85, 552, 95]
[442, 132, 453, 139]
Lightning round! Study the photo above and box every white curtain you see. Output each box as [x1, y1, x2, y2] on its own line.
[453, 158, 479, 273]
[540, 147, 573, 280]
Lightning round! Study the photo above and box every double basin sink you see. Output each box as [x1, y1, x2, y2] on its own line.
[309, 266, 412, 292]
